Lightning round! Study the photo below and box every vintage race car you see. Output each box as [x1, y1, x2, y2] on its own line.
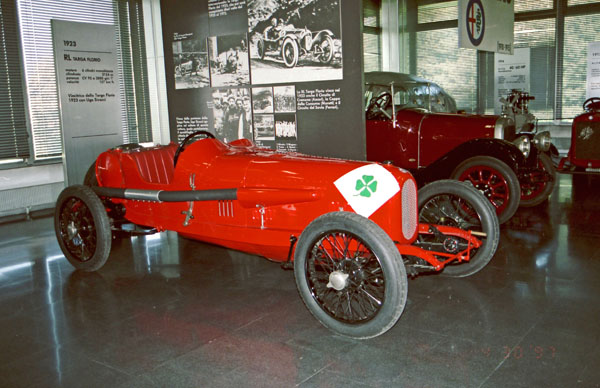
[558, 97, 600, 173]
[255, 26, 335, 68]
[365, 72, 556, 224]
[54, 131, 498, 339]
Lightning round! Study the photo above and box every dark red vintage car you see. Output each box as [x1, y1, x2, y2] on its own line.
[54, 131, 498, 339]
[558, 97, 600, 173]
[365, 72, 556, 224]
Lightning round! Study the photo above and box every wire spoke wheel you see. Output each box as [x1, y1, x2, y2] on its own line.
[59, 197, 98, 262]
[54, 185, 112, 271]
[417, 180, 499, 277]
[294, 212, 407, 339]
[306, 231, 385, 324]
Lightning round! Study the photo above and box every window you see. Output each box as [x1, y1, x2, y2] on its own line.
[562, 13, 600, 119]
[417, 28, 478, 112]
[0, 0, 150, 163]
[363, 0, 382, 72]
[0, 0, 29, 161]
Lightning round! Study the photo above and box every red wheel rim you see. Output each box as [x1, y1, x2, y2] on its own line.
[458, 166, 510, 215]
[520, 159, 547, 200]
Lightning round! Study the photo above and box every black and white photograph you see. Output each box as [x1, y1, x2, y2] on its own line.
[251, 87, 274, 113]
[173, 38, 209, 89]
[253, 113, 275, 141]
[211, 88, 252, 143]
[275, 113, 297, 140]
[208, 34, 250, 87]
[274, 85, 296, 112]
[247, 0, 343, 85]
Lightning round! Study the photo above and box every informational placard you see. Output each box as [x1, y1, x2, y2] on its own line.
[52, 20, 122, 185]
[494, 47, 530, 114]
[161, 0, 365, 161]
[587, 42, 600, 100]
[458, 0, 514, 54]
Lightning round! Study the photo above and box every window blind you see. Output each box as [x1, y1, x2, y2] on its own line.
[561, 12, 600, 119]
[0, 0, 29, 161]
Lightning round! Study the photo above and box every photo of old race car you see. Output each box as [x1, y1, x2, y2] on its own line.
[558, 97, 600, 173]
[54, 132, 498, 339]
[256, 25, 335, 68]
[365, 72, 556, 224]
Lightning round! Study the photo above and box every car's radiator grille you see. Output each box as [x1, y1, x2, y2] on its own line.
[574, 122, 600, 162]
[401, 179, 417, 240]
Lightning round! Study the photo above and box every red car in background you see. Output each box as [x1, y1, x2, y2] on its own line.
[558, 97, 600, 173]
[54, 131, 498, 339]
[365, 72, 556, 224]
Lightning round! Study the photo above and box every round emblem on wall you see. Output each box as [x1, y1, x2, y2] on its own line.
[466, 0, 485, 46]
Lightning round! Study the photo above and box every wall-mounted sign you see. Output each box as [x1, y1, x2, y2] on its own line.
[458, 0, 514, 54]
[587, 42, 600, 100]
[494, 47, 530, 114]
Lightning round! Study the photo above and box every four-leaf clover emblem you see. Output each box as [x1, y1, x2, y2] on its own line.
[355, 175, 378, 197]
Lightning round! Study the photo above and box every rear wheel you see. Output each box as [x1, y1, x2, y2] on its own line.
[55, 185, 112, 271]
[520, 153, 556, 207]
[294, 212, 407, 339]
[417, 180, 499, 277]
[451, 156, 520, 224]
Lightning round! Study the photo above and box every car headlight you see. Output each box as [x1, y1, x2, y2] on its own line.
[513, 135, 531, 158]
[533, 131, 551, 152]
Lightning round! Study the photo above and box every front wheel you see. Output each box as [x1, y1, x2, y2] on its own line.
[417, 180, 500, 277]
[54, 185, 112, 271]
[281, 37, 299, 68]
[519, 153, 556, 207]
[451, 156, 520, 224]
[294, 212, 407, 339]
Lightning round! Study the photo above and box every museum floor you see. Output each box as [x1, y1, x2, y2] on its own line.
[1, 173, 599, 388]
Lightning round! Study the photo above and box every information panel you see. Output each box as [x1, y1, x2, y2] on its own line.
[587, 42, 600, 100]
[494, 48, 530, 114]
[52, 20, 122, 185]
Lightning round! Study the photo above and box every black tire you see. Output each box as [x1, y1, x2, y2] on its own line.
[54, 185, 112, 271]
[451, 156, 520, 224]
[318, 35, 334, 64]
[257, 38, 265, 59]
[294, 212, 408, 339]
[417, 180, 500, 277]
[519, 153, 556, 207]
[281, 37, 298, 68]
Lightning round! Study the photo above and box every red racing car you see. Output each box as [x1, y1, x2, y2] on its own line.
[54, 131, 498, 339]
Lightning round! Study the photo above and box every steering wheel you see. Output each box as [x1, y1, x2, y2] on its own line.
[583, 97, 600, 112]
[366, 92, 392, 120]
[173, 130, 215, 167]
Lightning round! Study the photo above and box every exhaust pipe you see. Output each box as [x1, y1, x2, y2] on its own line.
[92, 187, 237, 202]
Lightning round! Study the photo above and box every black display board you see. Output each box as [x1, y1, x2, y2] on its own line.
[161, 0, 365, 160]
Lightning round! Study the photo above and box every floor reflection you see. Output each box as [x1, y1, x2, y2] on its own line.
[0, 173, 599, 386]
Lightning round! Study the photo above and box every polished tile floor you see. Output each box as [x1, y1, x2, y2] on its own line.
[1, 173, 599, 388]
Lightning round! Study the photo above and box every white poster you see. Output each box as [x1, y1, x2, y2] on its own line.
[494, 48, 530, 114]
[458, 0, 514, 54]
[587, 42, 600, 100]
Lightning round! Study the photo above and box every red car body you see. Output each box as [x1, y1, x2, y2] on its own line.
[558, 97, 600, 172]
[94, 138, 418, 260]
[55, 134, 497, 339]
